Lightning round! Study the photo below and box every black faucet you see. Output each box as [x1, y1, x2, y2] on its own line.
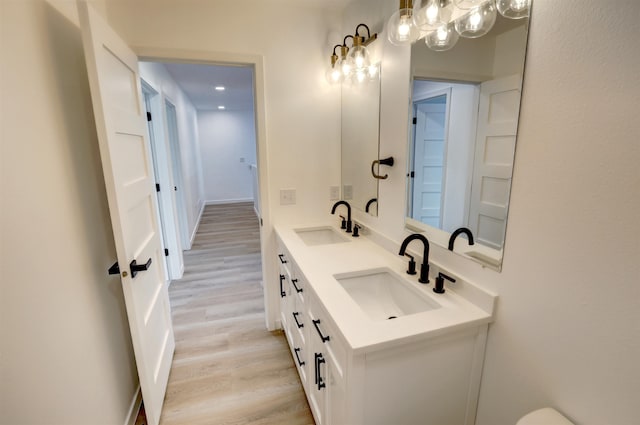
[331, 201, 352, 233]
[399, 234, 430, 284]
[448, 227, 475, 251]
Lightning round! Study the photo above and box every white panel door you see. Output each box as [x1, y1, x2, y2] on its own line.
[468, 74, 522, 250]
[412, 94, 449, 228]
[78, 3, 175, 425]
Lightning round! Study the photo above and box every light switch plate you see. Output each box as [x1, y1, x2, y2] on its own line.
[280, 188, 296, 205]
[343, 185, 353, 200]
[329, 186, 340, 201]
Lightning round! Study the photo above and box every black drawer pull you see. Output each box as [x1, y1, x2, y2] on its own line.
[294, 347, 305, 366]
[315, 352, 326, 390]
[293, 312, 304, 328]
[130, 258, 152, 278]
[279, 274, 286, 297]
[312, 319, 330, 343]
[278, 254, 287, 264]
[291, 278, 303, 293]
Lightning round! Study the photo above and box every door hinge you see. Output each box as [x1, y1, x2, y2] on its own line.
[155, 183, 160, 192]
[174, 186, 177, 191]
[147, 111, 152, 122]
[164, 248, 169, 257]
[409, 171, 415, 178]
[260, 218, 263, 226]
[412, 117, 417, 125]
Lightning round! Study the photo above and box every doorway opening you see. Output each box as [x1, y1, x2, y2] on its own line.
[139, 60, 262, 284]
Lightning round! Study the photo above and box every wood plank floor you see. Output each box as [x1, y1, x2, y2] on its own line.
[160, 202, 314, 425]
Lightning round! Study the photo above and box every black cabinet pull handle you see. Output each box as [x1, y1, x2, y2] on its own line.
[291, 278, 303, 293]
[312, 319, 330, 343]
[279, 274, 286, 297]
[108, 261, 120, 275]
[130, 258, 152, 278]
[294, 347, 305, 366]
[278, 254, 287, 264]
[293, 312, 304, 328]
[315, 353, 326, 390]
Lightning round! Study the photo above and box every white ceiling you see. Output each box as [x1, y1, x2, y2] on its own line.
[162, 62, 255, 112]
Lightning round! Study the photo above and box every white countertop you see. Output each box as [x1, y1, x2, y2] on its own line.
[274, 222, 497, 354]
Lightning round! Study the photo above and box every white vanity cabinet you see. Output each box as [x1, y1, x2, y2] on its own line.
[275, 231, 494, 425]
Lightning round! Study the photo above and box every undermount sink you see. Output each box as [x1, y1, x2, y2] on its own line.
[334, 268, 440, 321]
[295, 226, 350, 246]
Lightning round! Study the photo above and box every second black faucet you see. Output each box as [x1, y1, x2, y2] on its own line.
[399, 234, 430, 284]
[331, 201, 352, 233]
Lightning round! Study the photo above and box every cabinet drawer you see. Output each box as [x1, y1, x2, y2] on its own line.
[307, 294, 346, 381]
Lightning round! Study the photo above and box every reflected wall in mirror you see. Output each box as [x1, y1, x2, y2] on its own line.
[342, 77, 381, 216]
[405, 13, 530, 270]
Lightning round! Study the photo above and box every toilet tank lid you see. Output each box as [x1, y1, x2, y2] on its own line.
[516, 408, 575, 425]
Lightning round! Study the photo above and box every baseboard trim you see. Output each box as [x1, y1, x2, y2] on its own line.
[125, 386, 142, 425]
[190, 201, 205, 246]
[204, 198, 253, 205]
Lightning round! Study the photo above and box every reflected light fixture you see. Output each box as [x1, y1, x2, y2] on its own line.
[425, 21, 459, 51]
[415, 0, 453, 31]
[214, 86, 225, 91]
[453, 0, 486, 9]
[496, 0, 530, 19]
[454, 1, 497, 38]
[217, 106, 225, 110]
[387, 0, 421, 46]
[326, 26, 379, 85]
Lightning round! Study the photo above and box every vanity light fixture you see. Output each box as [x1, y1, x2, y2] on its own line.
[496, 0, 530, 19]
[425, 21, 459, 51]
[214, 86, 225, 91]
[217, 105, 225, 110]
[389, 0, 531, 51]
[414, 0, 452, 31]
[326, 44, 344, 84]
[387, 0, 421, 46]
[327, 26, 379, 85]
[454, 0, 497, 38]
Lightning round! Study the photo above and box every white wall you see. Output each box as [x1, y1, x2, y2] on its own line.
[103, 0, 342, 226]
[345, 1, 640, 424]
[197, 109, 257, 203]
[0, 1, 139, 423]
[139, 61, 204, 243]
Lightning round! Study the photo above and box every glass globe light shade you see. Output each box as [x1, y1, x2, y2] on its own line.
[453, 0, 488, 10]
[326, 65, 342, 84]
[496, 0, 530, 19]
[454, 1, 497, 38]
[425, 23, 459, 51]
[387, 8, 421, 46]
[352, 69, 368, 85]
[348, 42, 371, 71]
[415, 0, 453, 31]
[338, 55, 352, 78]
[367, 63, 380, 81]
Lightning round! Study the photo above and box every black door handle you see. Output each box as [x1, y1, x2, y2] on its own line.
[279, 274, 286, 297]
[293, 312, 304, 328]
[130, 258, 152, 278]
[278, 254, 287, 264]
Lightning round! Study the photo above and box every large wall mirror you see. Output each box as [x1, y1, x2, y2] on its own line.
[405, 13, 530, 270]
[342, 77, 382, 216]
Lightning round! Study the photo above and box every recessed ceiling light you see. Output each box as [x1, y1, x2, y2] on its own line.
[218, 106, 226, 110]
[214, 86, 225, 91]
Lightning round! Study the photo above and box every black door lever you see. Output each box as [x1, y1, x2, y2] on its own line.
[130, 258, 152, 278]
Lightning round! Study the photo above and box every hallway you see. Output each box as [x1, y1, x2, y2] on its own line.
[159, 203, 313, 424]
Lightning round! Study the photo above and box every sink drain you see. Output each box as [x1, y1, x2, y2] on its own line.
[387, 316, 397, 320]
